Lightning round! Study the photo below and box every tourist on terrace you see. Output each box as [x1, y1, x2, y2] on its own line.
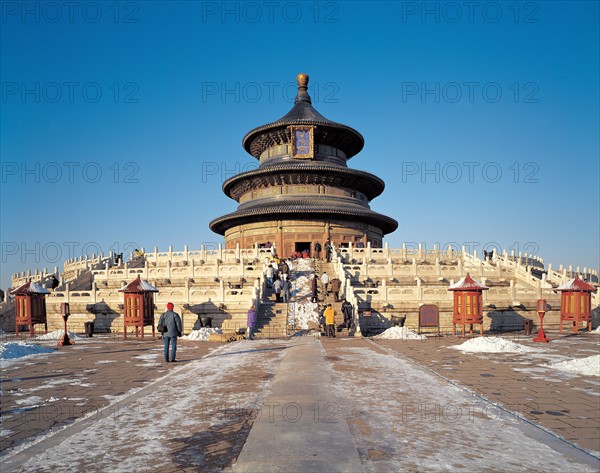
[247, 306, 256, 340]
[321, 271, 331, 296]
[324, 304, 336, 338]
[325, 240, 332, 262]
[314, 242, 322, 259]
[158, 303, 182, 362]
[331, 277, 341, 302]
[282, 278, 291, 303]
[341, 299, 353, 329]
[265, 264, 275, 288]
[273, 278, 283, 303]
[311, 275, 319, 302]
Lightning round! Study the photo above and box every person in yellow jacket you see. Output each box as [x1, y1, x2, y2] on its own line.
[324, 304, 336, 338]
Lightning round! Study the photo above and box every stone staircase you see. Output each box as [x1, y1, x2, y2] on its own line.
[256, 299, 288, 338]
[314, 260, 352, 337]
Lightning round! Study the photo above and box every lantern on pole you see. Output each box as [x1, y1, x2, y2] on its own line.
[58, 302, 74, 346]
[533, 298, 549, 343]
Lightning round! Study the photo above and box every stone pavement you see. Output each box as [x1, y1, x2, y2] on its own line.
[0, 332, 598, 472]
[374, 331, 600, 453]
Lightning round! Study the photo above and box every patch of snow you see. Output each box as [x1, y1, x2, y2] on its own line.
[11, 340, 287, 472]
[288, 301, 319, 330]
[591, 326, 600, 333]
[0, 342, 55, 363]
[330, 346, 598, 472]
[14, 396, 43, 406]
[548, 355, 600, 376]
[133, 353, 160, 361]
[450, 336, 537, 353]
[133, 353, 162, 366]
[182, 327, 222, 341]
[36, 329, 83, 340]
[287, 258, 319, 330]
[374, 326, 426, 340]
[95, 360, 116, 364]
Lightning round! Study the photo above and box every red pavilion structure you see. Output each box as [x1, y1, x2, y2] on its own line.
[556, 276, 597, 333]
[448, 274, 489, 337]
[118, 276, 159, 338]
[12, 281, 50, 337]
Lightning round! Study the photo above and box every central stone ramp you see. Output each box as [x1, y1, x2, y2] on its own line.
[232, 338, 363, 473]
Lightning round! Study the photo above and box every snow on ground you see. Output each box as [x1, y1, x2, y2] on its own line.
[374, 326, 426, 340]
[9, 340, 288, 473]
[0, 342, 55, 367]
[592, 326, 600, 333]
[548, 354, 600, 376]
[288, 301, 319, 330]
[288, 258, 319, 329]
[132, 353, 162, 366]
[36, 329, 84, 341]
[450, 336, 538, 353]
[330, 346, 598, 472]
[182, 327, 222, 341]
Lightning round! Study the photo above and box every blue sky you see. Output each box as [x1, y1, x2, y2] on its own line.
[1, 1, 599, 289]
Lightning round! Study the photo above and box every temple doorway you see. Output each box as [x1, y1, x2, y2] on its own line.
[295, 242, 311, 254]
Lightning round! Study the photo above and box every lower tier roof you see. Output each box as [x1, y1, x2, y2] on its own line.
[209, 204, 398, 235]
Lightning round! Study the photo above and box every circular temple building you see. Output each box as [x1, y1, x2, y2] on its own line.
[209, 73, 398, 256]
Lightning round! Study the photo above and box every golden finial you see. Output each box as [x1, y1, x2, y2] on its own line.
[297, 73, 309, 88]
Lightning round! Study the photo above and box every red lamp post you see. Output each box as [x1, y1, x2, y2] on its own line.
[58, 302, 74, 346]
[533, 298, 550, 343]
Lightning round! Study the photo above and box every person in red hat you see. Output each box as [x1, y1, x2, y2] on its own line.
[158, 302, 182, 362]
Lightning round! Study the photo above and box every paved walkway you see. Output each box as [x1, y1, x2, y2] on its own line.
[375, 332, 600, 453]
[0, 332, 598, 472]
[233, 338, 363, 473]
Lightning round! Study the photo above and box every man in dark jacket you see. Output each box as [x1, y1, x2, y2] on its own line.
[314, 242, 322, 260]
[310, 275, 319, 302]
[324, 240, 332, 262]
[158, 302, 182, 362]
[330, 277, 341, 302]
[341, 299, 353, 329]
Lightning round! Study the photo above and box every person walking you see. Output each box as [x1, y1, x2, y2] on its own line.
[321, 271, 331, 297]
[311, 274, 319, 303]
[158, 302, 182, 362]
[330, 277, 341, 302]
[341, 299, 353, 329]
[324, 304, 336, 338]
[273, 278, 283, 303]
[265, 264, 275, 288]
[247, 306, 257, 340]
[282, 278, 291, 303]
[314, 242, 322, 260]
[324, 240, 332, 262]
[280, 260, 290, 278]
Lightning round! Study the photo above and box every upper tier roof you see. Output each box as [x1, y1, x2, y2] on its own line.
[242, 73, 364, 159]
